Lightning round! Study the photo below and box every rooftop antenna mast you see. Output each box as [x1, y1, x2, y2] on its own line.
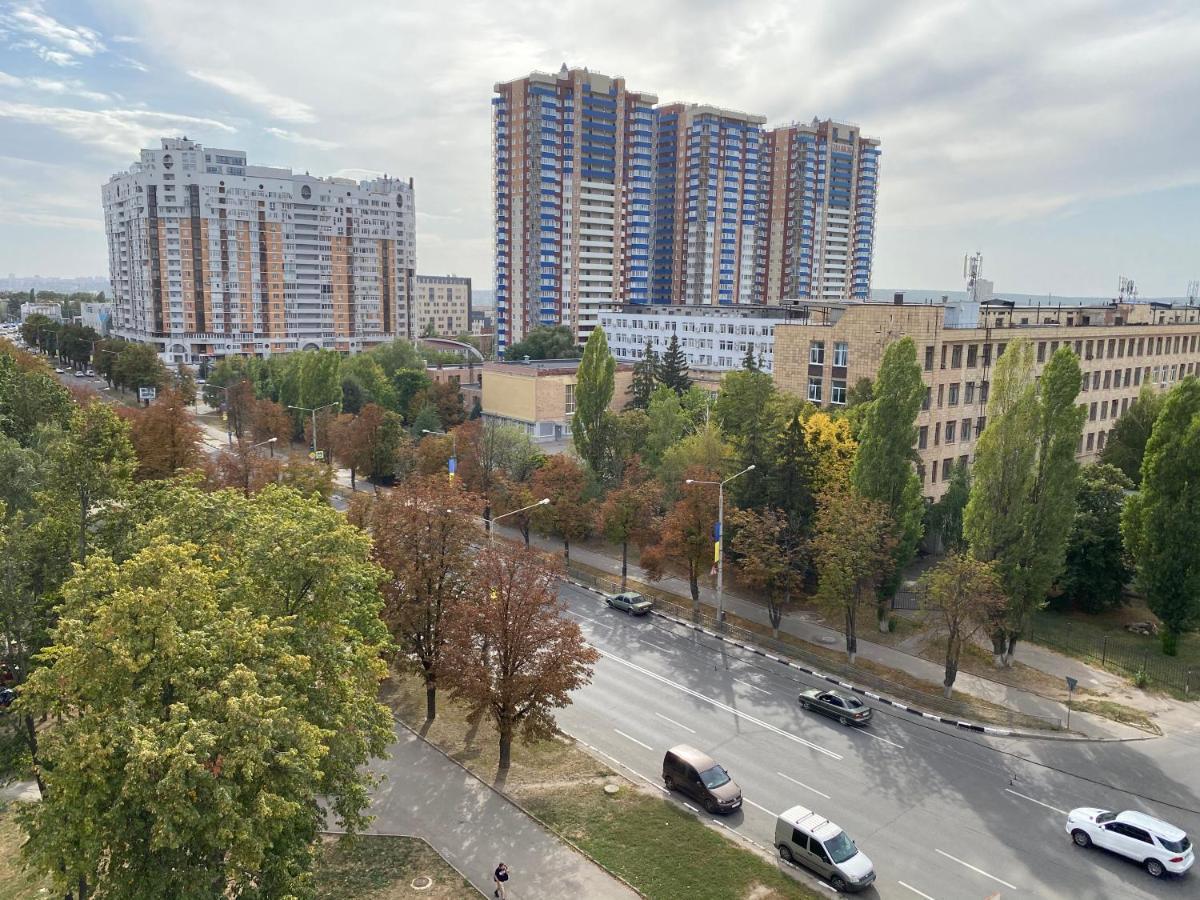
[1187, 280, 1199, 307]
[1118, 276, 1137, 303]
[964, 251, 983, 304]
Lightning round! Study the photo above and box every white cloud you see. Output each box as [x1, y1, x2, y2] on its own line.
[2, 1, 105, 66]
[0, 101, 235, 156]
[0, 69, 112, 102]
[264, 127, 339, 149]
[188, 69, 317, 123]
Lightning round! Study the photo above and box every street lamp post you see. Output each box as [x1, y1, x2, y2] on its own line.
[489, 497, 550, 546]
[421, 428, 457, 482]
[685, 464, 755, 627]
[237, 437, 277, 497]
[288, 402, 340, 461]
[210, 385, 234, 446]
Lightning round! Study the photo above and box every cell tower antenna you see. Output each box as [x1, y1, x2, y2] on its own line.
[965, 251, 983, 304]
[1118, 276, 1137, 303]
[1187, 280, 1199, 306]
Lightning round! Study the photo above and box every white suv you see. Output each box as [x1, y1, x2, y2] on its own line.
[1067, 807, 1193, 878]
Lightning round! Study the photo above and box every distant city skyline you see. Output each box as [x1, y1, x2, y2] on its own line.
[1, 1, 1198, 297]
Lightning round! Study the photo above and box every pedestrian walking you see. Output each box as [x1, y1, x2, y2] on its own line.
[493, 862, 509, 898]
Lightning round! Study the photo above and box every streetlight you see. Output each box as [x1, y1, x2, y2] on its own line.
[235, 437, 278, 497]
[489, 497, 550, 546]
[289, 402, 340, 461]
[209, 385, 234, 445]
[686, 464, 755, 626]
[421, 428, 457, 482]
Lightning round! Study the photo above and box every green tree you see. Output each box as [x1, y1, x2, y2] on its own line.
[629, 340, 658, 409]
[1100, 386, 1164, 486]
[925, 460, 970, 553]
[644, 385, 691, 469]
[640, 468, 720, 616]
[730, 507, 806, 638]
[1059, 463, 1132, 613]
[741, 343, 758, 371]
[392, 368, 433, 422]
[410, 402, 441, 439]
[850, 337, 925, 631]
[657, 422, 731, 503]
[112, 343, 166, 395]
[504, 325, 580, 361]
[658, 333, 691, 395]
[1122, 377, 1200, 654]
[597, 460, 661, 590]
[715, 369, 778, 509]
[367, 338, 426, 378]
[298, 348, 343, 412]
[572, 326, 616, 476]
[0, 349, 73, 445]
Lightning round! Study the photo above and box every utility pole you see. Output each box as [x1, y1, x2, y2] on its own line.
[289, 402, 340, 461]
[685, 464, 755, 626]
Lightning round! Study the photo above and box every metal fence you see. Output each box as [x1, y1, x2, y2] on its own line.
[567, 565, 1063, 730]
[1027, 618, 1193, 696]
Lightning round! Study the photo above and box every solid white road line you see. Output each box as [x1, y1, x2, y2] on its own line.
[613, 728, 654, 751]
[897, 880, 937, 900]
[934, 848, 1018, 890]
[776, 771, 831, 799]
[654, 712, 696, 734]
[733, 677, 772, 695]
[1004, 788, 1068, 816]
[639, 638, 676, 654]
[570, 734, 667, 794]
[742, 797, 778, 817]
[684, 802, 698, 812]
[859, 730, 904, 749]
[567, 611, 605, 625]
[594, 647, 843, 760]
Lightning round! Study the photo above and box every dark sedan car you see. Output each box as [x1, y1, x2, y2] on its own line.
[606, 591, 653, 615]
[798, 689, 872, 726]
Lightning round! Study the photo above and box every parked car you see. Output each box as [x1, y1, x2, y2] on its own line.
[798, 689, 872, 726]
[776, 805, 876, 892]
[0, 687, 15, 709]
[1067, 808, 1193, 878]
[54, 367, 64, 374]
[86, 368, 95, 377]
[606, 591, 652, 616]
[662, 745, 742, 814]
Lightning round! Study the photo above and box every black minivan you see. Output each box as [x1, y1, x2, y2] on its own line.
[662, 744, 742, 814]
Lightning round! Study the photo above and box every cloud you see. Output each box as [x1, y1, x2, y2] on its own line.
[0, 101, 235, 156]
[264, 127, 339, 149]
[188, 69, 317, 123]
[2, 1, 105, 66]
[0, 69, 112, 102]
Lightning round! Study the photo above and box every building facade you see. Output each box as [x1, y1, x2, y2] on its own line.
[102, 138, 415, 364]
[493, 67, 656, 353]
[756, 119, 880, 302]
[19, 301, 63, 321]
[412, 275, 472, 337]
[772, 299, 1200, 499]
[481, 358, 633, 443]
[79, 301, 113, 335]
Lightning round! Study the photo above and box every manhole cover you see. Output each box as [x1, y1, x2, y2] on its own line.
[817, 635, 838, 645]
[411, 875, 433, 891]
[604, 783, 620, 795]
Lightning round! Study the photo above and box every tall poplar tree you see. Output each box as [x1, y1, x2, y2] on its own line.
[850, 336, 925, 630]
[572, 325, 615, 475]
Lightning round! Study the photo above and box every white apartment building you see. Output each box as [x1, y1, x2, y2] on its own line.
[102, 138, 415, 364]
[411, 274, 472, 338]
[19, 301, 63, 322]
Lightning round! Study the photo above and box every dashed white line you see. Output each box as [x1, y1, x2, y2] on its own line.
[613, 728, 654, 751]
[860, 730, 905, 749]
[594, 647, 843, 760]
[570, 735, 666, 793]
[1004, 788, 1068, 816]
[639, 638, 676, 654]
[566, 610, 604, 625]
[898, 881, 937, 900]
[776, 771, 831, 799]
[683, 802, 698, 812]
[934, 848, 1018, 890]
[733, 677, 772, 695]
[654, 712, 696, 734]
[742, 797, 777, 817]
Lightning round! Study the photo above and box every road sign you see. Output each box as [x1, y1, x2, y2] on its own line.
[138, 386, 157, 402]
[1065, 676, 1078, 692]
[1065, 676, 1078, 730]
[308, 450, 325, 461]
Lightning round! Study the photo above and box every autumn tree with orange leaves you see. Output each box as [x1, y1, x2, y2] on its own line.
[597, 458, 661, 590]
[641, 466, 722, 616]
[530, 454, 594, 563]
[125, 388, 204, 480]
[250, 398, 293, 457]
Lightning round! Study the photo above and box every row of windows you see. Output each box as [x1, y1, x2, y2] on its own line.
[923, 332, 1200, 373]
[918, 417, 985, 449]
[809, 340, 849, 366]
[807, 375, 847, 405]
[923, 381, 990, 410]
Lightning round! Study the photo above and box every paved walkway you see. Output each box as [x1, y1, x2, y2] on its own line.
[365, 721, 638, 899]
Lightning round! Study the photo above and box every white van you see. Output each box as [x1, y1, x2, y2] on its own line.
[775, 805, 875, 892]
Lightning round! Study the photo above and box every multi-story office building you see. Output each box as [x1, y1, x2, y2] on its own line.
[493, 67, 656, 352]
[757, 119, 880, 302]
[652, 104, 765, 307]
[102, 138, 415, 363]
[599, 303, 806, 374]
[412, 275, 472, 337]
[772, 297, 1200, 499]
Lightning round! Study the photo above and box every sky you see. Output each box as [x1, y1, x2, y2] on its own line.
[0, 0, 1197, 298]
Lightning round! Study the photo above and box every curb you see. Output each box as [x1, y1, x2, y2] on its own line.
[565, 577, 1141, 743]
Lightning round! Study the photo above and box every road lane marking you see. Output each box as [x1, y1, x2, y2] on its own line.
[743, 797, 777, 817]
[569, 734, 666, 793]
[594, 647, 843, 760]
[566, 611, 604, 625]
[776, 772, 831, 799]
[733, 677, 772, 695]
[684, 802, 698, 811]
[613, 728, 654, 751]
[898, 881, 937, 900]
[1004, 788, 1067, 815]
[934, 848, 1017, 890]
[654, 712, 696, 734]
[639, 638, 676, 654]
[859, 730, 904, 749]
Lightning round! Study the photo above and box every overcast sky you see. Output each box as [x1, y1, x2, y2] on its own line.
[1, 0, 1197, 297]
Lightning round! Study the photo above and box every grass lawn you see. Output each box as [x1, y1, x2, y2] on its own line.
[384, 674, 821, 900]
[0, 803, 53, 900]
[313, 834, 477, 899]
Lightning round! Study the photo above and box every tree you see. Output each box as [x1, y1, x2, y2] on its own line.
[1101, 386, 1164, 486]
[111, 342, 166, 395]
[629, 340, 658, 409]
[925, 460, 970, 553]
[492, 477, 539, 546]
[223, 378, 257, 441]
[715, 369, 778, 509]
[658, 333, 691, 395]
[427, 380, 466, 428]
[644, 385, 691, 469]
[741, 343, 758, 371]
[392, 369, 432, 422]
[125, 388, 204, 480]
[250, 398, 293, 457]
[410, 402, 441, 438]
[919, 554, 1006, 697]
[17, 484, 393, 898]
[844, 377, 875, 440]
[211, 438, 280, 497]
[456, 419, 539, 526]
[658, 422, 732, 502]
[804, 411, 857, 497]
[1122, 377, 1200, 654]
[597, 459, 661, 590]
[850, 336, 925, 631]
[811, 486, 896, 663]
[365, 476, 482, 719]
[445, 545, 597, 770]
[641, 467, 720, 615]
[503, 325, 580, 361]
[573, 325, 616, 476]
[1059, 463, 1132, 613]
[368, 338, 426, 379]
[530, 455, 594, 562]
[342, 354, 398, 412]
[731, 507, 805, 638]
[0, 349, 73, 445]
[965, 343, 1085, 664]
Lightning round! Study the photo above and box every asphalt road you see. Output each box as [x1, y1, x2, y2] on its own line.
[555, 582, 1200, 899]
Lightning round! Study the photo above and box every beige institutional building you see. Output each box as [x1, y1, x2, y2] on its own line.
[481, 359, 632, 444]
[411, 275, 472, 338]
[773, 298, 1200, 499]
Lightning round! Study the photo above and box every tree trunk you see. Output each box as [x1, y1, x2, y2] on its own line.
[350, 466, 356, 490]
[1003, 632, 1019, 668]
[943, 636, 959, 699]
[689, 569, 700, 619]
[563, 537, 570, 563]
[24, 714, 47, 800]
[991, 628, 1007, 667]
[877, 596, 890, 633]
[768, 596, 782, 639]
[620, 540, 628, 591]
[498, 721, 513, 771]
[484, 502, 492, 533]
[425, 683, 437, 721]
[521, 525, 530, 547]
[845, 606, 857, 664]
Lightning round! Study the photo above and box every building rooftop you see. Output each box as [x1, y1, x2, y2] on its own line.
[609, 303, 811, 319]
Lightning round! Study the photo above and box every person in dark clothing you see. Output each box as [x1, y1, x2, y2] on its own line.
[493, 862, 509, 898]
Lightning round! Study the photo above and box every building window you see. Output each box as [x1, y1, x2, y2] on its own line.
[1103, 370, 1111, 389]
[1037, 342, 1047, 363]
[1086, 432, 1095, 451]
[922, 387, 931, 410]
[808, 376, 823, 403]
[937, 384, 944, 407]
[833, 341, 849, 367]
[831, 379, 847, 405]
[810, 341, 825, 365]
[976, 416, 986, 436]
[918, 425, 928, 450]
[924, 346, 934, 371]
[945, 421, 957, 443]
[1097, 430, 1107, 451]
[980, 381, 990, 402]
[964, 382, 975, 404]
[933, 422, 941, 446]
[951, 345, 963, 368]
[948, 383, 960, 406]
[1089, 401, 1097, 421]
[564, 383, 576, 416]
[961, 418, 971, 440]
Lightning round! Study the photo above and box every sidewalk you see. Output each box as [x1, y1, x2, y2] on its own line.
[365, 720, 638, 899]
[498, 525, 1157, 741]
